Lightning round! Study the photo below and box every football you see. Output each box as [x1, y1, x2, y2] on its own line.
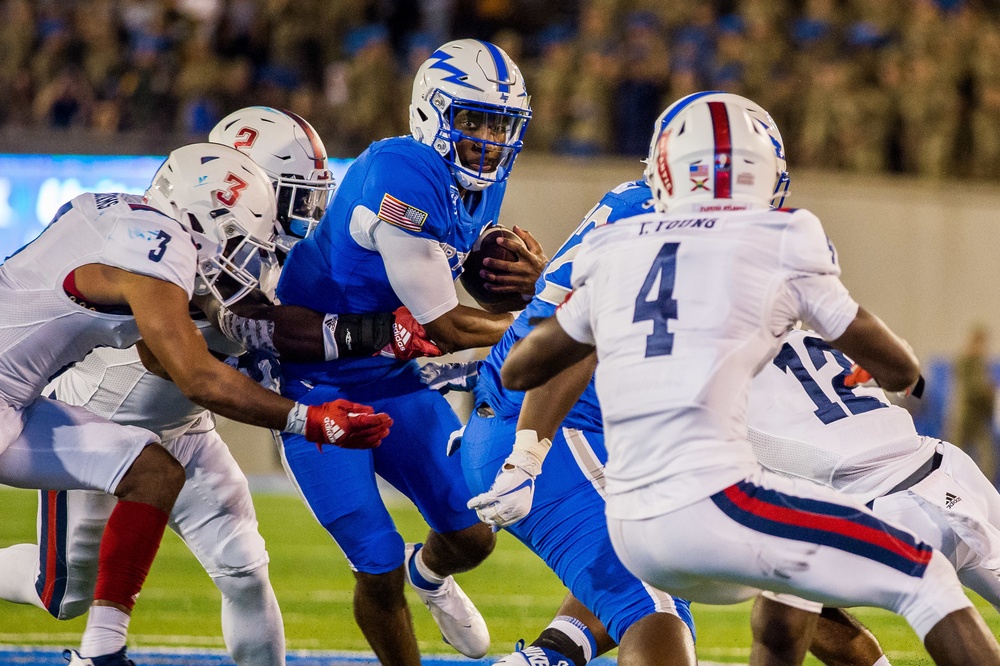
[460, 225, 528, 311]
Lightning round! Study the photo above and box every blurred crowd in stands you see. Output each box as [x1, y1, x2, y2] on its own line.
[5, 0, 1000, 179]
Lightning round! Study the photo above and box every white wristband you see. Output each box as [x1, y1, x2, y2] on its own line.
[218, 306, 278, 355]
[322, 314, 339, 361]
[512, 429, 552, 470]
[285, 402, 309, 435]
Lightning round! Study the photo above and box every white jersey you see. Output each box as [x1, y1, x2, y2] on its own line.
[48, 347, 206, 443]
[48, 317, 244, 443]
[0, 192, 195, 413]
[556, 205, 859, 519]
[747, 329, 934, 504]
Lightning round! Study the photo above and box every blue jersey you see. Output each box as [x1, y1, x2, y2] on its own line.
[276, 136, 507, 381]
[475, 180, 654, 432]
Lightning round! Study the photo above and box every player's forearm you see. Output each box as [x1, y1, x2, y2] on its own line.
[220, 302, 395, 362]
[176, 361, 296, 431]
[502, 316, 594, 391]
[517, 351, 597, 440]
[423, 304, 513, 353]
[831, 306, 920, 393]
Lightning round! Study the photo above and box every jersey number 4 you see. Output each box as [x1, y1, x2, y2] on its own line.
[633, 242, 679, 357]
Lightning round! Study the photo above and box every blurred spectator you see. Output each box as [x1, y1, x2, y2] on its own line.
[971, 25, 1000, 178]
[614, 11, 669, 155]
[898, 54, 961, 177]
[797, 57, 853, 168]
[173, 33, 224, 133]
[671, 4, 715, 85]
[5, 0, 1000, 181]
[0, 0, 36, 89]
[739, 10, 787, 104]
[526, 24, 577, 152]
[951, 325, 998, 484]
[33, 66, 93, 128]
[565, 45, 618, 155]
[710, 14, 746, 93]
[334, 23, 404, 154]
[841, 41, 900, 173]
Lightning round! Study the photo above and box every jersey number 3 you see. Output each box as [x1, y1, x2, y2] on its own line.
[148, 230, 172, 263]
[633, 242, 679, 357]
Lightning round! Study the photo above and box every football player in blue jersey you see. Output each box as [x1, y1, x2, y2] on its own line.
[272, 39, 546, 664]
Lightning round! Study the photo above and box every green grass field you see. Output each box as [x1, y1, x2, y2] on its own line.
[1, 487, 997, 664]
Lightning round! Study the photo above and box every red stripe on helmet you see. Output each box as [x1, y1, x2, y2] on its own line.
[707, 101, 732, 199]
[655, 129, 674, 197]
[280, 108, 327, 170]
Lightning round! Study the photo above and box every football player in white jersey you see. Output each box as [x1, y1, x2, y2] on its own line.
[499, 96, 1000, 664]
[0, 142, 392, 666]
[745, 328, 1000, 664]
[0, 109, 427, 666]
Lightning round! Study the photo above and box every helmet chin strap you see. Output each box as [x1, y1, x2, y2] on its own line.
[453, 169, 490, 192]
[451, 151, 494, 192]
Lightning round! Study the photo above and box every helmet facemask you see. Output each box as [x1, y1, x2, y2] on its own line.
[274, 170, 335, 247]
[188, 209, 277, 307]
[428, 91, 530, 191]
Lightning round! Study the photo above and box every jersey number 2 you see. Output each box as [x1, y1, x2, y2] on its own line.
[633, 242, 679, 357]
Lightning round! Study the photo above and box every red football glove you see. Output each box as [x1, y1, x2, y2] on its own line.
[379, 307, 442, 360]
[843, 364, 874, 388]
[305, 400, 393, 450]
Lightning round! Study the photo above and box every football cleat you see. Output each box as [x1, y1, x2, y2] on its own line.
[404, 542, 490, 658]
[493, 642, 573, 666]
[63, 647, 136, 666]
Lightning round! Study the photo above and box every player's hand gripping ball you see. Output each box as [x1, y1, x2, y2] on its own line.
[460, 225, 532, 312]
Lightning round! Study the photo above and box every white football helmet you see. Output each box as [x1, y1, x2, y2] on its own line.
[410, 39, 531, 191]
[145, 143, 278, 306]
[645, 91, 790, 212]
[209, 106, 335, 251]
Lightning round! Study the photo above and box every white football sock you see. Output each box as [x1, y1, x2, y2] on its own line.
[872, 657, 891, 666]
[80, 604, 129, 657]
[0, 544, 47, 610]
[216, 565, 286, 666]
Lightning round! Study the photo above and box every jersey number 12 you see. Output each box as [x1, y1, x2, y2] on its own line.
[773, 337, 886, 424]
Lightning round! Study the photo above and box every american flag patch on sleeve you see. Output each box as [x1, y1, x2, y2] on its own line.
[378, 193, 429, 232]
